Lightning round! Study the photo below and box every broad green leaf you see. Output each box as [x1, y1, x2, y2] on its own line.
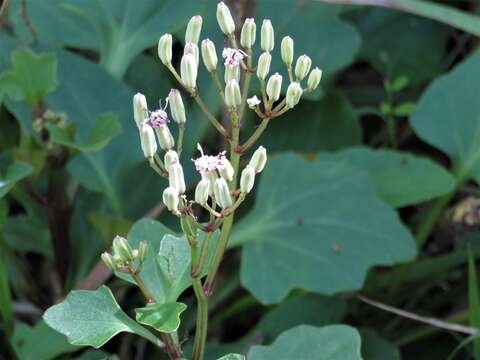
[217, 355, 245, 360]
[0, 162, 33, 198]
[231, 153, 416, 304]
[46, 113, 121, 152]
[248, 325, 362, 360]
[0, 48, 58, 105]
[0, 240, 13, 336]
[88, 211, 132, 245]
[411, 51, 480, 184]
[135, 302, 187, 333]
[318, 147, 455, 207]
[468, 248, 480, 359]
[360, 329, 400, 360]
[43, 285, 160, 348]
[11, 320, 79, 360]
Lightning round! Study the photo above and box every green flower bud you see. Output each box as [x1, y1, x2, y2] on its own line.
[112, 235, 134, 262]
[225, 79, 241, 108]
[155, 125, 175, 150]
[195, 177, 210, 206]
[185, 15, 202, 45]
[219, 159, 234, 181]
[163, 186, 180, 214]
[139, 124, 157, 159]
[240, 165, 255, 194]
[224, 65, 240, 83]
[169, 162, 186, 194]
[214, 177, 233, 209]
[164, 150, 179, 172]
[240, 18, 256, 49]
[138, 241, 148, 264]
[295, 54, 312, 81]
[256, 52, 271, 81]
[180, 53, 198, 90]
[168, 89, 186, 124]
[158, 34, 172, 65]
[133, 93, 148, 126]
[184, 42, 199, 67]
[101, 252, 117, 271]
[261, 19, 274, 52]
[286, 82, 303, 108]
[216, 2, 235, 35]
[307, 67, 322, 90]
[281, 36, 294, 67]
[201, 39, 218, 72]
[249, 146, 267, 173]
[266, 73, 283, 102]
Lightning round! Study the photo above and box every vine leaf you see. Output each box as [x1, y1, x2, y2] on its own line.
[135, 302, 187, 333]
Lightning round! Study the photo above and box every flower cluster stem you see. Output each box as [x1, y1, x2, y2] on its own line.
[192, 277, 208, 360]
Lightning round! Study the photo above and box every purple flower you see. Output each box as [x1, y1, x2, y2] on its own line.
[222, 48, 247, 68]
[148, 109, 169, 128]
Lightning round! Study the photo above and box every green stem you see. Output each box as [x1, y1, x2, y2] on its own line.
[211, 70, 225, 100]
[192, 278, 208, 360]
[386, 115, 397, 148]
[177, 124, 185, 156]
[241, 118, 270, 152]
[192, 233, 212, 278]
[239, 49, 253, 121]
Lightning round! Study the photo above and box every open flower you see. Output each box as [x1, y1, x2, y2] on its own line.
[192, 144, 229, 175]
[222, 48, 247, 68]
[247, 96, 261, 109]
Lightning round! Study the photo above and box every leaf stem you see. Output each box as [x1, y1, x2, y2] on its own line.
[211, 70, 226, 101]
[241, 118, 270, 152]
[192, 278, 208, 360]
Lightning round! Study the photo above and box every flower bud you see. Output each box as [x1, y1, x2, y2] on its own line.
[219, 159, 234, 181]
[206, 171, 218, 196]
[256, 52, 271, 81]
[184, 42, 199, 67]
[286, 82, 303, 108]
[132, 249, 139, 258]
[281, 36, 294, 67]
[155, 125, 175, 150]
[195, 177, 210, 205]
[249, 146, 267, 173]
[240, 165, 255, 194]
[133, 93, 148, 126]
[225, 79, 241, 108]
[240, 18, 256, 49]
[168, 89, 186, 124]
[216, 2, 235, 35]
[266, 73, 282, 102]
[169, 162, 186, 194]
[101, 252, 117, 271]
[164, 150, 179, 172]
[214, 177, 233, 209]
[112, 236, 134, 262]
[180, 53, 198, 90]
[224, 64, 240, 83]
[138, 241, 148, 264]
[163, 186, 180, 213]
[261, 19, 274, 52]
[185, 15, 202, 45]
[247, 96, 261, 109]
[295, 55, 312, 81]
[201, 39, 218, 72]
[139, 124, 157, 159]
[158, 34, 172, 65]
[307, 67, 323, 90]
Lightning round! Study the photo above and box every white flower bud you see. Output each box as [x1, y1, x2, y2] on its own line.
[139, 124, 157, 159]
[281, 36, 294, 67]
[225, 79, 241, 108]
[185, 15, 202, 45]
[155, 125, 175, 150]
[158, 34, 172, 65]
[240, 165, 255, 194]
[168, 89, 186, 124]
[307, 67, 323, 90]
[214, 177, 233, 209]
[168, 162, 186, 194]
[256, 52, 271, 81]
[112, 235, 134, 262]
[266, 73, 282, 102]
[249, 146, 267, 173]
[164, 150, 179, 172]
[195, 177, 210, 206]
[101, 252, 117, 271]
[240, 18, 256, 49]
[133, 93, 148, 127]
[201, 39, 218, 72]
[295, 55, 312, 81]
[286, 82, 303, 108]
[132, 249, 139, 258]
[247, 95, 261, 109]
[138, 241, 148, 264]
[180, 53, 198, 90]
[206, 171, 218, 196]
[216, 2, 235, 35]
[184, 42, 199, 67]
[219, 159, 234, 181]
[261, 19, 274, 52]
[224, 64, 240, 83]
[163, 186, 180, 213]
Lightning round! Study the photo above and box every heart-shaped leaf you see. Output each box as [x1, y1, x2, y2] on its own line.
[135, 302, 187, 333]
[0, 162, 33, 198]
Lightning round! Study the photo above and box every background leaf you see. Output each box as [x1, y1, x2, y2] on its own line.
[0, 162, 33, 198]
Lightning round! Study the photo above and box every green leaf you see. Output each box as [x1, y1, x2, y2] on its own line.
[43, 285, 160, 348]
[88, 212, 132, 245]
[0, 241, 13, 336]
[0, 48, 58, 105]
[248, 325, 362, 360]
[217, 355, 245, 360]
[135, 302, 187, 333]
[468, 248, 480, 359]
[231, 153, 416, 304]
[411, 52, 480, 183]
[393, 102, 416, 117]
[360, 329, 400, 360]
[318, 147, 455, 207]
[11, 320, 79, 360]
[0, 162, 33, 198]
[46, 113, 121, 152]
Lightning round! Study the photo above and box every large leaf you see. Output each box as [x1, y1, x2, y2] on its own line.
[135, 302, 187, 333]
[411, 51, 480, 184]
[360, 329, 400, 360]
[318, 147, 455, 207]
[231, 153, 416, 304]
[43, 285, 159, 348]
[0, 162, 33, 198]
[248, 325, 362, 360]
